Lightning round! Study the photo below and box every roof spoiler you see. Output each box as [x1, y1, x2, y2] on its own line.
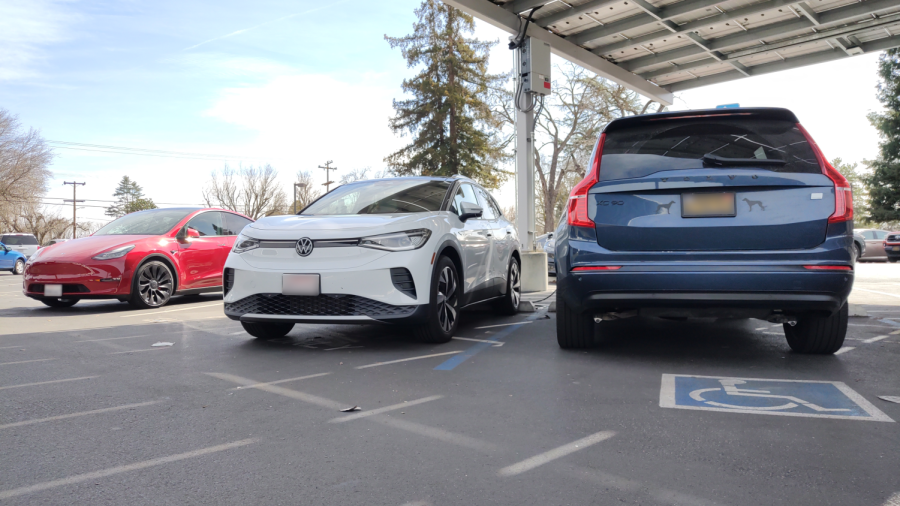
[604, 107, 800, 134]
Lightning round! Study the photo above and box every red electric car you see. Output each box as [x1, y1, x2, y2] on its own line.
[23, 208, 253, 309]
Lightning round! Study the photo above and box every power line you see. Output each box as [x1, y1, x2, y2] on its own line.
[46, 140, 282, 162]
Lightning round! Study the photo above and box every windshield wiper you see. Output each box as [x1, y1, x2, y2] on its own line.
[702, 153, 787, 167]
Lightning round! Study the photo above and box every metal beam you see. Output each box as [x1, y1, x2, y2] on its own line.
[666, 33, 900, 92]
[441, 0, 674, 105]
[796, 2, 821, 25]
[536, 0, 619, 28]
[503, 0, 547, 14]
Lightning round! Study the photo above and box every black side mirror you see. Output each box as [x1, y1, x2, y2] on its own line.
[548, 232, 553, 239]
[458, 202, 483, 222]
[176, 226, 187, 243]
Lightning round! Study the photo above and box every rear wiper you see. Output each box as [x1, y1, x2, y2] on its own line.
[702, 153, 787, 167]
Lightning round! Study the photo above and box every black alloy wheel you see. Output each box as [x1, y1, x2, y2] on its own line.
[130, 261, 174, 309]
[414, 256, 459, 343]
[853, 243, 862, 263]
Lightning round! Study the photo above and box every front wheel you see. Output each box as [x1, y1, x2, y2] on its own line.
[783, 304, 847, 354]
[40, 298, 79, 308]
[493, 257, 521, 315]
[13, 259, 25, 275]
[129, 261, 174, 309]
[414, 256, 459, 344]
[853, 244, 862, 263]
[242, 321, 294, 340]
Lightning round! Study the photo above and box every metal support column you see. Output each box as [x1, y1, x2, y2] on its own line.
[514, 46, 535, 252]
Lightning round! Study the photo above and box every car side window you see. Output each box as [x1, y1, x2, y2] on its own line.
[186, 212, 223, 237]
[450, 183, 480, 217]
[220, 213, 253, 236]
[474, 187, 497, 220]
[861, 231, 873, 240]
[875, 231, 887, 240]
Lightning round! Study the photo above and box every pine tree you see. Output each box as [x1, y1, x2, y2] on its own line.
[105, 176, 156, 218]
[865, 49, 900, 222]
[384, 0, 507, 189]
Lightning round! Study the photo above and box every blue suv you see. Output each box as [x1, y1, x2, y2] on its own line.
[555, 108, 853, 354]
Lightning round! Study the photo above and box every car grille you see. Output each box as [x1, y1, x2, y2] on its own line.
[223, 268, 234, 295]
[888, 235, 900, 242]
[28, 284, 90, 294]
[225, 293, 417, 318]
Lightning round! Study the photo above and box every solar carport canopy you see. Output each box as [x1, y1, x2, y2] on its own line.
[444, 0, 900, 104]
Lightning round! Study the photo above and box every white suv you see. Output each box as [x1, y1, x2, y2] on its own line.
[0, 233, 39, 259]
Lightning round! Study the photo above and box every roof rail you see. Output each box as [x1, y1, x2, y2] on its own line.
[450, 174, 475, 182]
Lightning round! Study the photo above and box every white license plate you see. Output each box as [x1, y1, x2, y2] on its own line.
[282, 274, 319, 296]
[45, 284, 63, 297]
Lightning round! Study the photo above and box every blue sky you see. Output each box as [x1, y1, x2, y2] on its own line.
[0, 0, 886, 224]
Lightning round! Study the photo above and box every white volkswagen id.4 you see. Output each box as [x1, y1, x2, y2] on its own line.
[223, 176, 521, 343]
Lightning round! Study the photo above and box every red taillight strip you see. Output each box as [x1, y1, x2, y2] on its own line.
[796, 123, 852, 224]
[571, 265, 622, 271]
[803, 265, 852, 271]
[567, 133, 605, 228]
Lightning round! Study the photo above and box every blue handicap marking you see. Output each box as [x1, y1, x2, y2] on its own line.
[715, 103, 740, 109]
[660, 375, 894, 422]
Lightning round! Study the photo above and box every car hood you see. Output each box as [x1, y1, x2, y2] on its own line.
[244, 214, 442, 240]
[31, 235, 150, 261]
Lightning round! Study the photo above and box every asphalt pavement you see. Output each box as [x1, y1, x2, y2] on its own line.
[0, 264, 898, 506]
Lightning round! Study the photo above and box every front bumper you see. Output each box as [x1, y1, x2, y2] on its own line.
[23, 260, 127, 299]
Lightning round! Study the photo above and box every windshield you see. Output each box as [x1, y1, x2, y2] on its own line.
[93, 209, 193, 236]
[301, 179, 451, 215]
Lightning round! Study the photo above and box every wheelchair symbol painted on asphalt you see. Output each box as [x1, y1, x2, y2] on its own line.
[660, 374, 894, 422]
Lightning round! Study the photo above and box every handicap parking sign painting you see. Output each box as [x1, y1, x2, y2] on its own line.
[660, 375, 894, 422]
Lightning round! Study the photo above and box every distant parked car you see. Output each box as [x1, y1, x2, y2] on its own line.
[535, 232, 556, 275]
[857, 229, 888, 261]
[884, 232, 900, 263]
[0, 233, 39, 259]
[0, 242, 27, 275]
[47, 239, 69, 246]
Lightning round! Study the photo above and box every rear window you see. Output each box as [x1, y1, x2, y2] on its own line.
[0, 235, 38, 245]
[599, 118, 820, 181]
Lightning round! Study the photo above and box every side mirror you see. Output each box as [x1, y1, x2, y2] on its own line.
[458, 202, 483, 222]
[187, 228, 200, 239]
[548, 232, 553, 239]
[176, 226, 199, 242]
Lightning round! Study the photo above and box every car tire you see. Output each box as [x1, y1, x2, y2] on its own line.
[241, 321, 294, 340]
[414, 255, 459, 344]
[890, 258, 898, 263]
[493, 257, 521, 315]
[556, 294, 594, 349]
[853, 244, 862, 263]
[783, 303, 848, 354]
[12, 259, 25, 275]
[40, 298, 79, 308]
[129, 260, 175, 309]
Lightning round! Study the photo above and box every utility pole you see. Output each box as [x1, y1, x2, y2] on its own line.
[63, 181, 86, 239]
[318, 161, 337, 193]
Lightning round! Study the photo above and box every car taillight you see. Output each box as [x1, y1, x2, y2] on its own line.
[797, 123, 852, 223]
[571, 265, 621, 271]
[803, 265, 852, 271]
[567, 133, 605, 228]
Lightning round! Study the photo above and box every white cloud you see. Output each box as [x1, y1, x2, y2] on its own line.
[0, 0, 77, 81]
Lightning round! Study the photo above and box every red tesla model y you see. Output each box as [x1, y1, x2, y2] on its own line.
[23, 208, 253, 309]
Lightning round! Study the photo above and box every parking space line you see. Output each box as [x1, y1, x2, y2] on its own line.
[863, 335, 890, 344]
[119, 303, 221, 318]
[207, 372, 345, 409]
[855, 288, 900, 299]
[474, 321, 532, 330]
[329, 395, 443, 423]
[230, 372, 332, 390]
[834, 347, 855, 355]
[452, 337, 503, 347]
[498, 431, 616, 477]
[0, 376, 98, 391]
[356, 351, 462, 370]
[0, 345, 24, 350]
[108, 348, 172, 355]
[74, 334, 151, 343]
[884, 492, 900, 506]
[0, 401, 162, 430]
[891, 329, 900, 335]
[0, 438, 257, 500]
[436, 312, 545, 371]
[0, 358, 56, 366]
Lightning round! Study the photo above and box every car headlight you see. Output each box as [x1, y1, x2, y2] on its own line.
[25, 248, 45, 263]
[233, 234, 260, 254]
[92, 244, 135, 261]
[359, 229, 431, 252]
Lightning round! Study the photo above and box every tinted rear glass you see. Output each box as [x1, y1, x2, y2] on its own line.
[599, 118, 820, 181]
[0, 235, 38, 245]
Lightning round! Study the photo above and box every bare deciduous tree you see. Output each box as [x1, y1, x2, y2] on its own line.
[339, 167, 390, 185]
[290, 170, 322, 214]
[0, 109, 53, 208]
[203, 163, 287, 220]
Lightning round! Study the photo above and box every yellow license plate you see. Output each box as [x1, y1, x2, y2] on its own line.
[893, 246, 899, 252]
[682, 193, 736, 218]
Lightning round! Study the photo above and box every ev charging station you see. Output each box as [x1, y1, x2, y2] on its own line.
[443, 0, 900, 292]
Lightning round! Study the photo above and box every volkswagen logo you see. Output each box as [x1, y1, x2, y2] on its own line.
[295, 237, 314, 257]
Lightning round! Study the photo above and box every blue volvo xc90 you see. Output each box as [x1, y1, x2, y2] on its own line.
[554, 108, 854, 354]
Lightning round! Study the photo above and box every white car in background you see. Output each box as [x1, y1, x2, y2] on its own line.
[223, 176, 521, 343]
[0, 233, 39, 259]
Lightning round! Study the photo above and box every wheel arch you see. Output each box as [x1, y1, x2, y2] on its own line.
[435, 240, 464, 287]
[133, 254, 180, 293]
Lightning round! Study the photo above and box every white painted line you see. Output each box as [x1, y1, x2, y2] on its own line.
[453, 336, 503, 347]
[0, 401, 162, 430]
[119, 303, 221, 318]
[355, 351, 462, 370]
[754, 327, 768, 331]
[0, 376, 99, 391]
[891, 330, 900, 335]
[0, 358, 56, 366]
[74, 334, 151, 343]
[834, 347, 855, 355]
[849, 324, 894, 328]
[0, 345, 25, 350]
[854, 288, 900, 299]
[207, 372, 345, 409]
[0, 438, 257, 500]
[883, 492, 900, 506]
[108, 347, 172, 355]
[498, 431, 616, 477]
[329, 395, 443, 423]
[475, 321, 532, 330]
[761, 331, 783, 335]
[230, 372, 332, 390]
[863, 335, 890, 344]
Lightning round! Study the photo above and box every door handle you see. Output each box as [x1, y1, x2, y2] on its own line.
[486, 233, 492, 237]
[506, 230, 512, 234]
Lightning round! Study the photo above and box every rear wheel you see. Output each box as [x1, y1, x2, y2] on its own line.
[853, 244, 862, 263]
[241, 321, 294, 340]
[556, 294, 595, 349]
[40, 298, 79, 308]
[12, 259, 25, 275]
[493, 257, 521, 315]
[129, 261, 174, 309]
[783, 303, 847, 354]
[414, 256, 459, 344]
